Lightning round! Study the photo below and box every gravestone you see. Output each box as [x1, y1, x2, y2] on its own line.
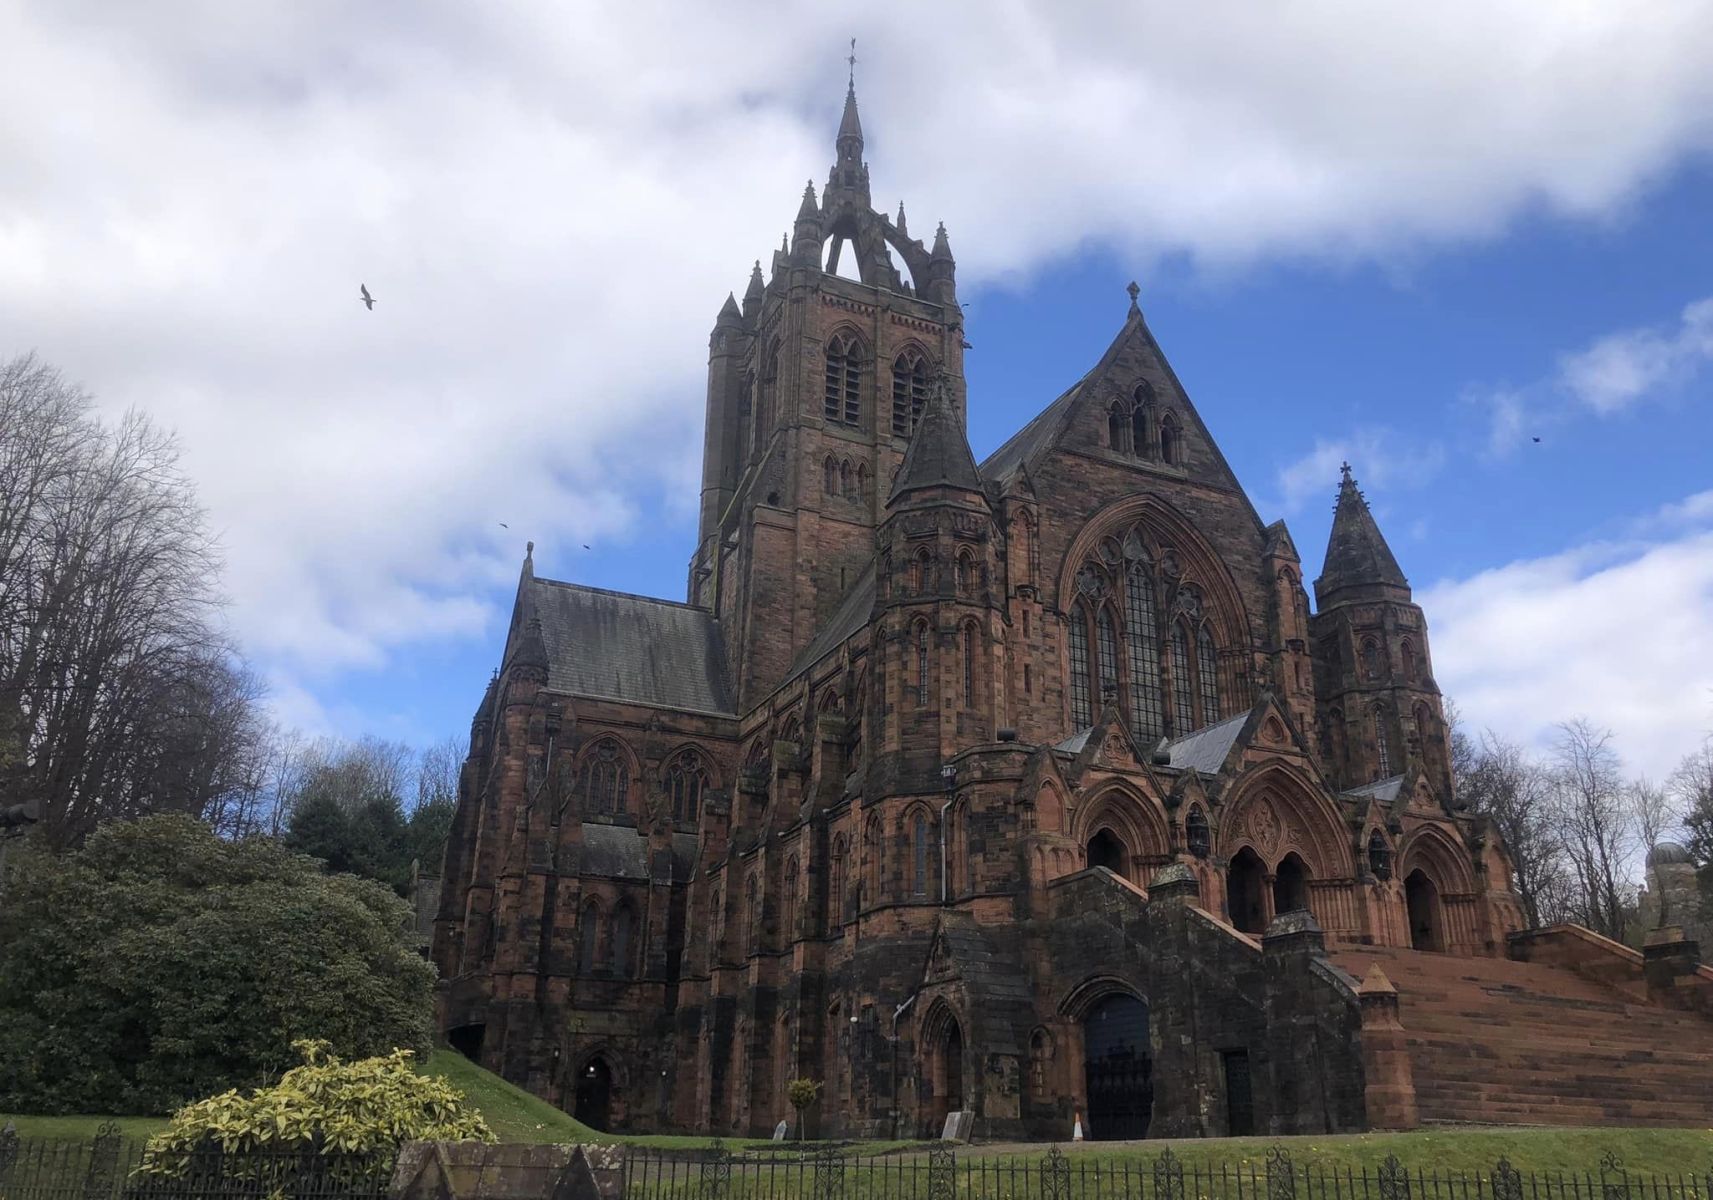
[772, 1121, 789, 1142]
[939, 1110, 974, 1143]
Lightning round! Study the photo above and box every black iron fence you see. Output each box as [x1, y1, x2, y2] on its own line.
[0, 1126, 393, 1200]
[622, 1147, 1713, 1200]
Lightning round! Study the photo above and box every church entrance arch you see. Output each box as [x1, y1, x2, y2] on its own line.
[1087, 828, 1126, 876]
[1083, 993, 1152, 1140]
[923, 1011, 966, 1134]
[1228, 848, 1267, 935]
[1406, 869, 1443, 951]
[574, 1055, 615, 1130]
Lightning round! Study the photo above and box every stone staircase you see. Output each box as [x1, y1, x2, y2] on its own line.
[1333, 943, 1713, 1127]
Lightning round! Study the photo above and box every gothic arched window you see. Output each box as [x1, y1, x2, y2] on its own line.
[913, 549, 931, 593]
[915, 622, 931, 706]
[1362, 638, 1383, 682]
[828, 836, 848, 930]
[1367, 829, 1392, 881]
[823, 456, 838, 495]
[1196, 624, 1220, 726]
[1160, 413, 1181, 465]
[824, 333, 863, 426]
[578, 898, 601, 974]
[961, 622, 976, 706]
[610, 902, 635, 977]
[855, 462, 868, 500]
[956, 550, 975, 594]
[1107, 402, 1130, 454]
[839, 459, 851, 495]
[744, 872, 761, 956]
[1131, 398, 1150, 458]
[1124, 557, 1164, 740]
[782, 857, 799, 940]
[911, 812, 930, 897]
[864, 814, 884, 907]
[1374, 707, 1393, 779]
[581, 739, 630, 816]
[1401, 639, 1418, 683]
[1068, 602, 1093, 730]
[891, 350, 930, 437]
[667, 749, 709, 823]
[1186, 806, 1211, 858]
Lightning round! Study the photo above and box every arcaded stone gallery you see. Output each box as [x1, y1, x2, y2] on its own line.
[433, 83, 1713, 1139]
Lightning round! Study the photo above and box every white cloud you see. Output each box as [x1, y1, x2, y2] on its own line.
[1474, 296, 1713, 452]
[1422, 492, 1713, 781]
[6, 1, 1713, 729]
[1558, 297, 1713, 414]
[1274, 430, 1444, 515]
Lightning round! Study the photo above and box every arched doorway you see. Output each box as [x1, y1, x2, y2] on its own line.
[1227, 848, 1267, 935]
[1083, 993, 1152, 1140]
[1406, 869, 1443, 951]
[574, 1057, 614, 1130]
[1087, 829, 1126, 876]
[1273, 853, 1310, 916]
[927, 1015, 965, 1134]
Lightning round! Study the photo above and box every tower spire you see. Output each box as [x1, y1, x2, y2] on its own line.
[1315, 463, 1409, 605]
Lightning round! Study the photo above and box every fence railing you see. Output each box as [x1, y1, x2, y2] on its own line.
[621, 1147, 1713, 1200]
[0, 1127, 393, 1200]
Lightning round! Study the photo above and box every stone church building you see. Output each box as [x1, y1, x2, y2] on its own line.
[433, 83, 1713, 1139]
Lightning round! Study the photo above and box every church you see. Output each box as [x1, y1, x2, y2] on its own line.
[432, 80, 1713, 1139]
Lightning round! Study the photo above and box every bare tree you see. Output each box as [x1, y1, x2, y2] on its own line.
[1547, 718, 1635, 941]
[1460, 730, 1564, 928]
[0, 354, 266, 846]
[1673, 736, 1713, 870]
[1627, 775, 1681, 858]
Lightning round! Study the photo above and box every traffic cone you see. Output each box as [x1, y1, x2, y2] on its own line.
[1072, 1110, 1084, 1141]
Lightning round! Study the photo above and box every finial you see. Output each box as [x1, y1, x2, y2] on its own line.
[1340, 461, 1353, 483]
[526, 540, 534, 555]
[847, 37, 857, 91]
[1126, 280, 1140, 315]
[782, 232, 789, 253]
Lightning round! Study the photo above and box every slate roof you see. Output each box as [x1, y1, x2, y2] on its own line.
[978, 375, 1088, 483]
[1163, 713, 1247, 774]
[1054, 728, 1094, 755]
[1342, 776, 1404, 805]
[784, 561, 876, 683]
[576, 824, 701, 882]
[528, 578, 734, 716]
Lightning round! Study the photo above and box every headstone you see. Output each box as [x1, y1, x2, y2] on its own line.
[772, 1121, 789, 1142]
[939, 1110, 974, 1143]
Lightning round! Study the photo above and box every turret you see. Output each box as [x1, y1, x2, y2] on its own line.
[791, 182, 822, 267]
[1310, 466, 1452, 800]
[926, 222, 957, 305]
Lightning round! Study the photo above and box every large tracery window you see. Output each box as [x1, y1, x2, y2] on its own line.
[892, 351, 930, 436]
[824, 333, 863, 425]
[581, 739, 630, 816]
[1124, 555, 1164, 740]
[667, 749, 709, 823]
[1170, 622, 1195, 733]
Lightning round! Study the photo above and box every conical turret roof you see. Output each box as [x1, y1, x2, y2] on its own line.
[888, 388, 982, 504]
[1316, 464, 1409, 602]
[837, 82, 863, 148]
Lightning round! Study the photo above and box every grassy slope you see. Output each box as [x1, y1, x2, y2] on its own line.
[6, 1053, 1710, 1170]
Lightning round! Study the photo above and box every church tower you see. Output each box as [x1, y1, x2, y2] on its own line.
[690, 78, 967, 707]
[1310, 465, 1453, 801]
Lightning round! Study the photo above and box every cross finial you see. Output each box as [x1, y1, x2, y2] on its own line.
[847, 38, 857, 90]
[1126, 280, 1141, 314]
[1340, 461, 1353, 481]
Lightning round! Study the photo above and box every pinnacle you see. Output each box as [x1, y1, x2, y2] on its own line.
[1316, 463, 1409, 599]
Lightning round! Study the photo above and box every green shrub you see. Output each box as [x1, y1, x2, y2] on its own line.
[138, 1039, 492, 1174]
[0, 815, 434, 1114]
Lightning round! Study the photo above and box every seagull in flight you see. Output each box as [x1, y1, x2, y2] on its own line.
[359, 284, 374, 311]
[1532, 436, 1542, 443]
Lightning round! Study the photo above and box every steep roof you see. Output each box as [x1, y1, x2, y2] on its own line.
[978, 374, 1089, 483]
[783, 561, 876, 683]
[527, 577, 734, 716]
[1163, 713, 1247, 774]
[1316, 464, 1408, 602]
[888, 394, 983, 503]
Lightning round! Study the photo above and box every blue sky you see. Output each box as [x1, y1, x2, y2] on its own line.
[3, 2, 1711, 780]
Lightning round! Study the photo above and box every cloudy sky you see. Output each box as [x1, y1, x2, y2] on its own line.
[3, 1, 1711, 781]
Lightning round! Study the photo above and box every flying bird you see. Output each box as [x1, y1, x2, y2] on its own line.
[583, 544, 591, 550]
[359, 284, 374, 311]
[1532, 436, 1542, 443]
[499, 522, 509, 529]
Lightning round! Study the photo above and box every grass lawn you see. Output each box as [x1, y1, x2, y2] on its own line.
[6, 1053, 1710, 1173]
[968, 1126, 1713, 1174]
